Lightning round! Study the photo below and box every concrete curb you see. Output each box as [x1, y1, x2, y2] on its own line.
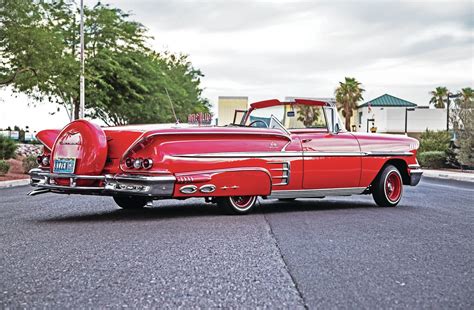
[423, 170, 474, 183]
[0, 179, 30, 189]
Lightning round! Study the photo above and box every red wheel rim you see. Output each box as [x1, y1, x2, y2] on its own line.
[385, 171, 402, 202]
[231, 196, 254, 209]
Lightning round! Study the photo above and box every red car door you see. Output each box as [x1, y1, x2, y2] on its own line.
[298, 131, 362, 189]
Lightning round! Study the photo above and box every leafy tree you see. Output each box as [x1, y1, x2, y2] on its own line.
[429, 86, 449, 109]
[451, 87, 474, 167]
[335, 77, 365, 131]
[0, 135, 17, 159]
[0, 0, 209, 125]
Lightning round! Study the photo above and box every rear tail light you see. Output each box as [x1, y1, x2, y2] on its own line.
[37, 155, 50, 167]
[42, 156, 50, 166]
[125, 157, 133, 168]
[142, 158, 153, 169]
[133, 158, 143, 169]
[124, 157, 153, 169]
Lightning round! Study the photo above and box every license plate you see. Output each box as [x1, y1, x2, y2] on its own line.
[53, 158, 76, 174]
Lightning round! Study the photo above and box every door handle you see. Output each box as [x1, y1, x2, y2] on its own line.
[302, 139, 312, 143]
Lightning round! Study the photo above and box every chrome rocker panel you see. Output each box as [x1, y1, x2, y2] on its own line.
[28, 168, 175, 197]
[267, 187, 367, 199]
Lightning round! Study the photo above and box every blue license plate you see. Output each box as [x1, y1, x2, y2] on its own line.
[53, 158, 76, 174]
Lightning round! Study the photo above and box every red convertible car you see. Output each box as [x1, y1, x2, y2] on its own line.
[29, 98, 423, 214]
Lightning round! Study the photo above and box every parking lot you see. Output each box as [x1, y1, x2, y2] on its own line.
[1, 177, 473, 308]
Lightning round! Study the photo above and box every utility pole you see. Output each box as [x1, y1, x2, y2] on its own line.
[79, 0, 85, 119]
[404, 107, 416, 135]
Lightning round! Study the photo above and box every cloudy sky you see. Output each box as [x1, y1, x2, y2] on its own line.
[1, 0, 473, 131]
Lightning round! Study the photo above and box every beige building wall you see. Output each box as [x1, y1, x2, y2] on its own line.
[217, 96, 248, 126]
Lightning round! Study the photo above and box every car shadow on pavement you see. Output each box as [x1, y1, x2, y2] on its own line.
[35, 198, 381, 223]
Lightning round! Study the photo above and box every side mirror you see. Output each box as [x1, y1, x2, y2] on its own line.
[334, 123, 341, 133]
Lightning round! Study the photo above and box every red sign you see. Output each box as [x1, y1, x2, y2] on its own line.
[188, 113, 213, 126]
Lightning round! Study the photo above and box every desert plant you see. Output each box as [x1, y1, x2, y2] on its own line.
[0, 160, 10, 175]
[0, 135, 17, 159]
[418, 130, 451, 154]
[22, 156, 38, 173]
[418, 151, 447, 169]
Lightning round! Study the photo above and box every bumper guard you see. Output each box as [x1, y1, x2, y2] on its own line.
[408, 165, 423, 186]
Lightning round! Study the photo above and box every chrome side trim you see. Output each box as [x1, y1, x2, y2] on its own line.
[365, 151, 413, 157]
[268, 187, 366, 199]
[175, 152, 303, 158]
[303, 152, 362, 157]
[175, 151, 414, 158]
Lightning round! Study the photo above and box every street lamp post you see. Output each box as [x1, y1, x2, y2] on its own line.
[446, 93, 460, 132]
[79, 0, 85, 119]
[404, 107, 416, 135]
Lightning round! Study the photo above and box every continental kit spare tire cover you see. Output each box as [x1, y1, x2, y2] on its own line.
[51, 120, 107, 184]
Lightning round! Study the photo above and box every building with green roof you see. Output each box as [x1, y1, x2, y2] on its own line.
[355, 93, 445, 135]
[358, 94, 417, 109]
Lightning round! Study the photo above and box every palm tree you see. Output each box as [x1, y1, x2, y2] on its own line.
[429, 86, 449, 108]
[335, 77, 365, 131]
[457, 87, 474, 106]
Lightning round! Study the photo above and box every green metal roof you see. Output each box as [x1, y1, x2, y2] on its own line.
[358, 94, 417, 108]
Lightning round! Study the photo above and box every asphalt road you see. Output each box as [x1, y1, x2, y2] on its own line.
[1, 178, 473, 308]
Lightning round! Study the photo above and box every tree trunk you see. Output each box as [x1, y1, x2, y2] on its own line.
[73, 97, 80, 120]
[344, 105, 351, 131]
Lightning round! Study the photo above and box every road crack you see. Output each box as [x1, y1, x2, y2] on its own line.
[261, 205, 308, 309]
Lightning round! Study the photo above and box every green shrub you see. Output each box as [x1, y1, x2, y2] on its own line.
[22, 155, 38, 173]
[418, 151, 447, 169]
[0, 160, 10, 175]
[419, 130, 451, 154]
[0, 135, 17, 159]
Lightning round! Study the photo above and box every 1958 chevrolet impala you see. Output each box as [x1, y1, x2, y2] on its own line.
[29, 98, 423, 214]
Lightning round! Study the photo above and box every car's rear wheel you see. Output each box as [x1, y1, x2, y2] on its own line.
[216, 196, 257, 215]
[113, 195, 148, 209]
[372, 165, 403, 207]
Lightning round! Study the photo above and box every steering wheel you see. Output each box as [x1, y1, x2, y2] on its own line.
[248, 120, 269, 128]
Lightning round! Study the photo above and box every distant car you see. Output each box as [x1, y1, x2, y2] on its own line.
[29, 98, 422, 214]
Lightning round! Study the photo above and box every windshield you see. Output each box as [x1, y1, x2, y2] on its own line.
[243, 104, 328, 130]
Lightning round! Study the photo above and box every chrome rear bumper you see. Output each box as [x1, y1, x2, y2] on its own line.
[29, 168, 175, 197]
